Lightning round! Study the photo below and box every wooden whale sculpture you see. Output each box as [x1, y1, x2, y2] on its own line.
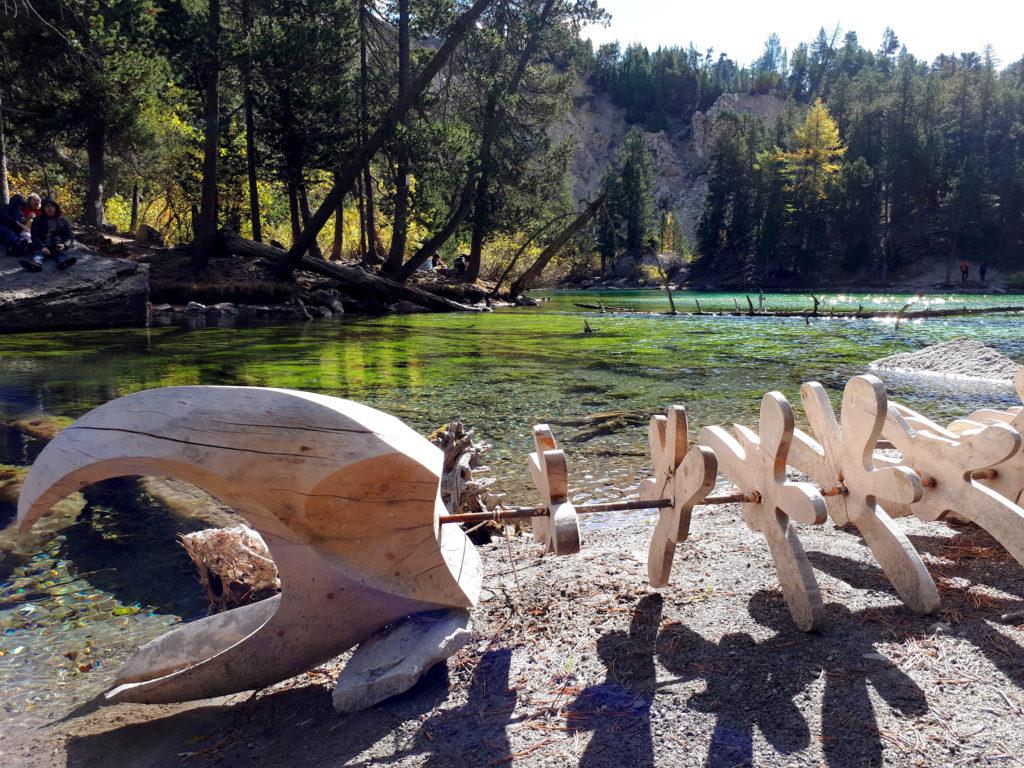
[17, 386, 482, 704]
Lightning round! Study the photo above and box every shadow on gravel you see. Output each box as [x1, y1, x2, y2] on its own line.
[657, 591, 818, 768]
[565, 594, 661, 768]
[65, 665, 457, 768]
[810, 527, 1024, 697]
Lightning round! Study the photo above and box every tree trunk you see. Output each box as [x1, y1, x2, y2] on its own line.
[0, 88, 9, 205]
[287, 181, 301, 246]
[192, 0, 221, 270]
[464, 164, 490, 281]
[221, 229, 484, 312]
[357, 0, 382, 267]
[463, 0, 558, 283]
[241, 0, 262, 242]
[276, 0, 494, 276]
[298, 183, 323, 259]
[361, 164, 382, 265]
[508, 194, 607, 298]
[356, 173, 367, 259]
[129, 181, 140, 233]
[331, 172, 344, 260]
[84, 123, 106, 228]
[397, 172, 477, 282]
[383, 0, 411, 275]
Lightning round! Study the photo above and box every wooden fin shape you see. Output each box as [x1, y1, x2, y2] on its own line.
[528, 424, 580, 555]
[698, 392, 827, 632]
[790, 377, 937, 614]
[642, 406, 717, 588]
[883, 401, 1024, 565]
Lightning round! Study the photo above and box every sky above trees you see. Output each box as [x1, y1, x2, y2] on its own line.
[584, 0, 1023, 65]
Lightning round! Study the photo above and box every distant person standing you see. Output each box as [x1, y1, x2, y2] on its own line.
[960, 259, 969, 283]
[980, 262, 988, 282]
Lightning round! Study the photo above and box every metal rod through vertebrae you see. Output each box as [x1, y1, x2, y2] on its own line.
[440, 492, 752, 526]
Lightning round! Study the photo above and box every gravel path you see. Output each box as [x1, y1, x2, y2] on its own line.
[5, 505, 1024, 768]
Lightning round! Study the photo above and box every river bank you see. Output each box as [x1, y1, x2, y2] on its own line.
[4, 508, 1024, 767]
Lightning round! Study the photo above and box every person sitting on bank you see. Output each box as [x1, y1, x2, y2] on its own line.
[0, 194, 32, 257]
[452, 254, 467, 274]
[431, 254, 447, 271]
[23, 193, 42, 223]
[21, 198, 76, 272]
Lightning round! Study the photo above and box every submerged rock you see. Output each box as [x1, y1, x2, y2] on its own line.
[332, 609, 473, 713]
[870, 338, 1022, 382]
[8, 414, 74, 442]
[0, 252, 149, 331]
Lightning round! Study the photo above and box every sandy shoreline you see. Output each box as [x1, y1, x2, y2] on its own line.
[4, 503, 1024, 768]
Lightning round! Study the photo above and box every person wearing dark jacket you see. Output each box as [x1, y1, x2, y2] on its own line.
[0, 194, 32, 256]
[21, 198, 76, 272]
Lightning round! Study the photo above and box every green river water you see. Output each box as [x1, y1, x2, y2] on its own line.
[1, 289, 1023, 719]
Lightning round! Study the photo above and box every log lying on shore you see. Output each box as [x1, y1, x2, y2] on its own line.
[573, 301, 1024, 320]
[220, 230, 484, 313]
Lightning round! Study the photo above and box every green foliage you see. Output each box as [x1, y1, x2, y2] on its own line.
[597, 129, 656, 267]
[675, 33, 1024, 282]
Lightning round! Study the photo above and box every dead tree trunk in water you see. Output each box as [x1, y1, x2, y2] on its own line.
[507, 194, 606, 298]
[192, 0, 221, 269]
[275, 0, 494, 277]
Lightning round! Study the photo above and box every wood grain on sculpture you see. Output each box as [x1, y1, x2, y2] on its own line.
[878, 402, 1024, 566]
[17, 386, 482, 704]
[699, 392, 828, 631]
[943, 370, 1024, 505]
[641, 407, 717, 588]
[788, 376, 939, 613]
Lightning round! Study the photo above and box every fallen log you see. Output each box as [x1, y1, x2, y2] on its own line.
[572, 301, 1024, 320]
[220, 230, 484, 313]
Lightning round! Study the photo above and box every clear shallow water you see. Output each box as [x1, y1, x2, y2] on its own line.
[1, 289, 1022, 716]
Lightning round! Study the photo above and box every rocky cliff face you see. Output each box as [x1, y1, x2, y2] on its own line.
[552, 78, 786, 246]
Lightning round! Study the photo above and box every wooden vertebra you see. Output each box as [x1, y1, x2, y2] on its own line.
[17, 387, 482, 705]
[880, 402, 1024, 566]
[641, 407, 717, 588]
[527, 424, 580, 555]
[788, 376, 939, 613]
[699, 392, 828, 632]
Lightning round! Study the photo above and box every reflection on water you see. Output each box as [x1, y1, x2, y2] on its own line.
[0, 289, 1021, 716]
